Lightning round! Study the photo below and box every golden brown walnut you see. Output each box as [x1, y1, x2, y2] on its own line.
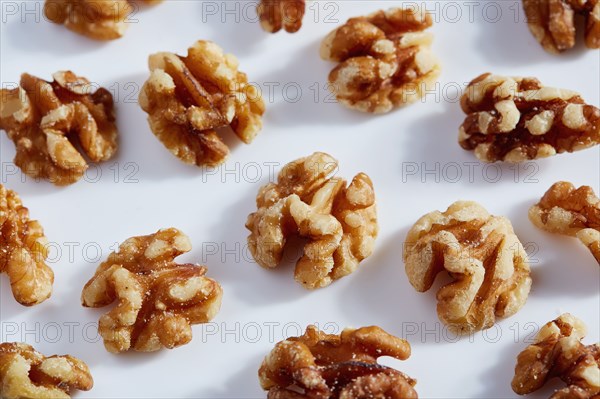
[404, 201, 532, 333]
[44, 0, 161, 40]
[529, 181, 600, 263]
[0, 184, 53, 306]
[459, 73, 600, 163]
[0, 71, 118, 185]
[81, 228, 223, 353]
[523, 0, 600, 53]
[512, 314, 600, 398]
[319, 7, 441, 113]
[139, 40, 265, 167]
[259, 325, 418, 399]
[0, 342, 93, 399]
[245, 152, 378, 289]
[258, 0, 305, 33]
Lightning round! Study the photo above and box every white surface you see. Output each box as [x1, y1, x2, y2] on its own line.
[1, 1, 599, 398]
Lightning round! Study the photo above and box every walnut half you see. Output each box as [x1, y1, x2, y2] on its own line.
[258, 0, 305, 33]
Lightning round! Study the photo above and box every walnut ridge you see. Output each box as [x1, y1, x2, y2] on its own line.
[258, 0, 305, 33]
[404, 201, 532, 333]
[246, 152, 378, 289]
[139, 40, 265, 167]
[459, 73, 600, 162]
[259, 325, 418, 398]
[81, 228, 223, 353]
[320, 7, 441, 113]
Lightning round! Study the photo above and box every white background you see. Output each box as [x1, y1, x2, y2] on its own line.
[1, 1, 599, 398]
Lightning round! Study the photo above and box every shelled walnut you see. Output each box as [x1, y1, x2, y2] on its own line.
[81, 228, 223, 353]
[259, 325, 418, 398]
[0, 71, 118, 185]
[512, 314, 600, 398]
[459, 73, 600, 162]
[404, 201, 531, 333]
[522, 0, 600, 53]
[258, 0, 305, 33]
[529, 181, 600, 263]
[246, 152, 378, 289]
[139, 40, 265, 167]
[0, 184, 54, 306]
[44, 0, 161, 40]
[0, 342, 93, 399]
[319, 7, 441, 113]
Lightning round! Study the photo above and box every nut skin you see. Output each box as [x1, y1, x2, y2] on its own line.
[0, 342, 93, 399]
[258, 0, 305, 33]
[259, 325, 418, 398]
[459, 73, 600, 163]
[139, 40, 265, 167]
[81, 228, 223, 353]
[320, 7, 441, 113]
[404, 201, 532, 334]
[246, 152, 378, 289]
[512, 314, 600, 398]
[0, 184, 54, 306]
[529, 181, 600, 264]
[0, 71, 118, 186]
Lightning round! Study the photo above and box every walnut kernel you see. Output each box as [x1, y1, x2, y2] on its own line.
[258, 0, 305, 33]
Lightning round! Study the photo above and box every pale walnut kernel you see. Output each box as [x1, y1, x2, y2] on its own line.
[523, 0, 600, 53]
[246, 152, 378, 289]
[459, 73, 600, 163]
[404, 201, 532, 333]
[139, 40, 265, 167]
[0, 342, 93, 399]
[0, 184, 53, 306]
[0, 71, 118, 185]
[259, 325, 418, 398]
[529, 181, 600, 264]
[320, 7, 441, 113]
[258, 0, 305, 33]
[81, 228, 223, 353]
[512, 314, 600, 398]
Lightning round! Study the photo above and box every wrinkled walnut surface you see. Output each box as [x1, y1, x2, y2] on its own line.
[259, 325, 418, 398]
[320, 7, 441, 113]
[459, 73, 600, 162]
[0, 184, 53, 306]
[139, 40, 265, 167]
[512, 314, 600, 398]
[0, 342, 93, 399]
[258, 0, 305, 33]
[530, 181, 600, 263]
[81, 228, 223, 353]
[404, 201, 532, 333]
[246, 152, 378, 289]
[0, 71, 118, 185]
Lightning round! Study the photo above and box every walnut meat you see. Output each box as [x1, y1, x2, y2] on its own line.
[139, 40, 265, 167]
[512, 314, 600, 398]
[529, 181, 600, 263]
[259, 325, 418, 398]
[404, 201, 532, 333]
[523, 0, 600, 53]
[258, 0, 305, 33]
[319, 7, 441, 113]
[81, 228, 223, 353]
[44, 0, 161, 40]
[0, 184, 53, 306]
[459, 73, 600, 163]
[246, 152, 378, 289]
[0, 342, 93, 399]
[0, 71, 118, 185]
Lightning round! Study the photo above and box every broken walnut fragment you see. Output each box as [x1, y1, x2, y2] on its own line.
[512, 314, 600, 398]
[404, 201, 531, 333]
[258, 0, 306, 33]
[320, 7, 441, 113]
[246, 152, 378, 289]
[259, 325, 418, 398]
[529, 181, 600, 263]
[0, 342, 93, 399]
[81, 228, 223, 353]
[139, 40, 265, 167]
[459, 73, 600, 162]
